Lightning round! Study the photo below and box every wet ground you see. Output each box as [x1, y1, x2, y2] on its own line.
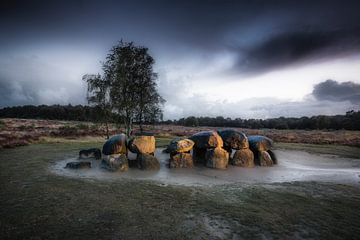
[51, 148, 360, 186]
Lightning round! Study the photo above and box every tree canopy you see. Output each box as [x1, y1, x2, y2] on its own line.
[85, 41, 165, 136]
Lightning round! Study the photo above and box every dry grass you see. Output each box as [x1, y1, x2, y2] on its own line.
[1, 118, 360, 149]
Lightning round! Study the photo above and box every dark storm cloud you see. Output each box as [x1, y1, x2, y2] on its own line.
[233, 27, 360, 74]
[1, 0, 360, 116]
[312, 80, 360, 104]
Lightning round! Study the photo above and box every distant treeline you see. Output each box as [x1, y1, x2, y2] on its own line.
[0, 105, 359, 130]
[0, 105, 111, 122]
[169, 111, 360, 130]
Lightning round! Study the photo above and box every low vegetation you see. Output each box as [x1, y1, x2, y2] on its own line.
[1, 105, 359, 130]
[1, 118, 360, 149]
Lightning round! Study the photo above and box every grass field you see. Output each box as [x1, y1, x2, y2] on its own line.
[1, 142, 360, 239]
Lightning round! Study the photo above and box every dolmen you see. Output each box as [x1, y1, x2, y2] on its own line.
[190, 131, 229, 169]
[101, 134, 129, 172]
[218, 129, 254, 168]
[166, 138, 195, 168]
[248, 135, 277, 166]
[128, 134, 160, 170]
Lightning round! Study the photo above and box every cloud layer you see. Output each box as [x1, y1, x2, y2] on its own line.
[1, 0, 360, 118]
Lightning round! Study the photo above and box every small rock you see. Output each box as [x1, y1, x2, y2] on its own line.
[79, 148, 101, 159]
[65, 161, 91, 169]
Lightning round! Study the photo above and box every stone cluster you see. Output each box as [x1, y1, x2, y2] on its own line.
[164, 129, 277, 169]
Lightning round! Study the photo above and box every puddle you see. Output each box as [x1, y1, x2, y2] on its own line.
[50, 148, 360, 186]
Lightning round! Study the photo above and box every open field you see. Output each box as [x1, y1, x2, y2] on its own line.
[1, 118, 360, 149]
[1, 142, 360, 239]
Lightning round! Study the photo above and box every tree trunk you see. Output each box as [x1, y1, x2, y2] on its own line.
[105, 120, 109, 139]
[124, 116, 132, 137]
[139, 112, 143, 133]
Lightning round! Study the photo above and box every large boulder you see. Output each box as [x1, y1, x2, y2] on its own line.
[205, 147, 229, 169]
[258, 151, 273, 167]
[102, 134, 127, 155]
[218, 129, 249, 150]
[128, 135, 156, 155]
[169, 152, 193, 168]
[248, 135, 273, 152]
[232, 148, 254, 167]
[65, 161, 91, 169]
[137, 153, 160, 170]
[79, 148, 101, 159]
[165, 138, 195, 154]
[267, 150, 277, 164]
[101, 154, 129, 172]
[190, 131, 223, 149]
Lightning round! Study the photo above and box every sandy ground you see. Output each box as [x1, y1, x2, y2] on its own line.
[51, 148, 360, 186]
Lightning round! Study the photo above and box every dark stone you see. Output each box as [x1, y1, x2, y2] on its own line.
[259, 151, 273, 166]
[101, 154, 129, 172]
[248, 135, 273, 152]
[267, 150, 277, 164]
[169, 152, 193, 168]
[137, 153, 160, 170]
[205, 147, 229, 169]
[65, 161, 91, 169]
[189, 131, 223, 149]
[79, 148, 101, 159]
[231, 149, 254, 167]
[128, 136, 156, 154]
[165, 138, 195, 154]
[102, 134, 127, 155]
[218, 129, 249, 150]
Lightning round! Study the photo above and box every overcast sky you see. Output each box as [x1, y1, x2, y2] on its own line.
[1, 0, 360, 119]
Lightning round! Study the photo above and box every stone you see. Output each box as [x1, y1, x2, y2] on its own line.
[65, 161, 91, 169]
[79, 148, 101, 159]
[165, 138, 195, 154]
[128, 135, 156, 155]
[137, 153, 160, 170]
[190, 131, 223, 149]
[259, 151, 273, 166]
[169, 152, 193, 168]
[102, 134, 127, 155]
[248, 135, 274, 151]
[232, 148, 254, 167]
[205, 147, 229, 169]
[268, 150, 277, 164]
[218, 129, 249, 150]
[101, 154, 129, 172]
